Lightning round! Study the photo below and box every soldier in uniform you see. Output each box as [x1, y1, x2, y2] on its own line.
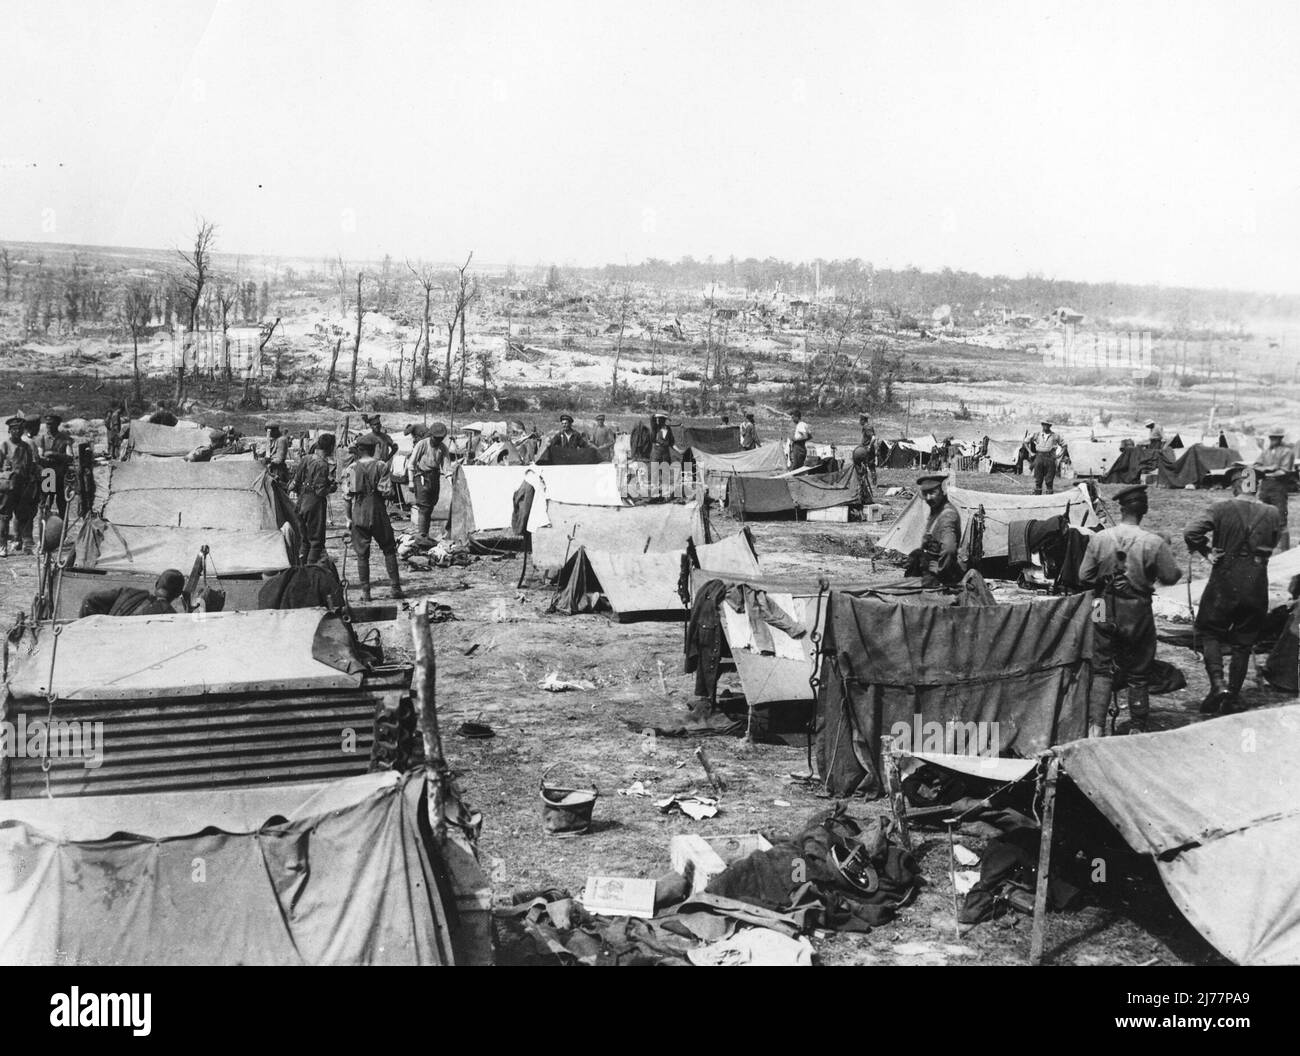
[1184, 463, 1282, 715]
[80, 569, 185, 617]
[261, 422, 290, 484]
[1029, 419, 1063, 495]
[859, 413, 878, 487]
[549, 413, 588, 450]
[739, 411, 758, 451]
[408, 422, 449, 539]
[361, 414, 397, 463]
[905, 472, 963, 587]
[1078, 484, 1182, 735]
[590, 413, 617, 462]
[1253, 425, 1294, 549]
[789, 410, 811, 470]
[291, 432, 337, 564]
[345, 435, 403, 602]
[35, 413, 72, 519]
[0, 415, 38, 557]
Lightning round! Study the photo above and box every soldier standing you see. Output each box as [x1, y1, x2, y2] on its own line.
[1184, 464, 1281, 715]
[408, 422, 449, 539]
[291, 433, 337, 564]
[1078, 484, 1182, 735]
[590, 413, 617, 462]
[346, 435, 403, 602]
[1253, 425, 1294, 549]
[0, 415, 38, 557]
[1029, 419, 1062, 495]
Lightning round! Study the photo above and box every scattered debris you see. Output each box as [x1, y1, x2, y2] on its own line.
[582, 876, 657, 919]
[618, 781, 653, 798]
[656, 794, 719, 820]
[539, 671, 596, 692]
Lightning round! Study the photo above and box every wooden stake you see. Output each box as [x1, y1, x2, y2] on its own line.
[1029, 753, 1061, 965]
[410, 599, 449, 839]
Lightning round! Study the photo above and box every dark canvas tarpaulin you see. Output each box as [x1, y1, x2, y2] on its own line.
[729, 465, 859, 515]
[1157, 444, 1240, 488]
[1102, 443, 1168, 483]
[0, 772, 466, 965]
[682, 425, 742, 454]
[815, 591, 1092, 797]
[1058, 705, 1300, 965]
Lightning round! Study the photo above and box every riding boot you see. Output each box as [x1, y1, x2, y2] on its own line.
[1223, 648, 1251, 713]
[384, 552, 405, 600]
[1199, 638, 1227, 714]
[1127, 686, 1150, 734]
[356, 553, 372, 602]
[415, 506, 430, 539]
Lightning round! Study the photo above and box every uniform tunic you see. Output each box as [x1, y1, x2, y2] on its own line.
[591, 424, 617, 462]
[1255, 442, 1295, 529]
[739, 420, 758, 450]
[1185, 498, 1281, 646]
[0, 437, 37, 528]
[347, 456, 396, 555]
[920, 501, 963, 586]
[293, 451, 337, 563]
[409, 436, 447, 511]
[1030, 429, 1062, 493]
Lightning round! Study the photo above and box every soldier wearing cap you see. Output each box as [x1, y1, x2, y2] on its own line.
[591, 413, 617, 463]
[1184, 463, 1282, 715]
[361, 414, 397, 463]
[1145, 419, 1164, 447]
[905, 473, 963, 587]
[857, 413, 877, 486]
[35, 413, 72, 519]
[549, 413, 588, 451]
[291, 433, 337, 564]
[1028, 419, 1063, 496]
[79, 569, 185, 617]
[739, 411, 758, 451]
[1078, 484, 1181, 735]
[789, 410, 812, 470]
[409, 422, 450, 539]
[1253, 425, 1294, 548]
[345, 434, 403, 601]
[0, 414, 38, 557]
[261, 422, 290, 484]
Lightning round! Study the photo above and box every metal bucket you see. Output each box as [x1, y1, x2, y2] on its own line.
[540, 765, 598, 836]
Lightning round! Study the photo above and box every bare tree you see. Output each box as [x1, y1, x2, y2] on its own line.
[324, 336, 342, 402]
[0, 248, 12, 300]
[610, 281, 632, 397]
[176, 219, 217, 401]
[406, 259, 437, 384]
[443, 252, 478, 409]
[216, 285, 237, 380]
[121, 282, 153, 408]
[242, 317, 280, 405]
[333, 255, 350, 313]
[350, 270, 364, 405]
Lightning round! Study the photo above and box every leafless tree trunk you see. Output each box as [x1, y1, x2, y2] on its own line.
[406, 260, 437, 384]
[0, 248, 12, 301]
[443, 252, 477, 409]
[176, 219, 217, 403]
[325, 337, 342, 401]
[216, 285, 237, 380]
[121, 282, 153, 409]
[350, 271, 363, 404]
[610, 281, 631, 398]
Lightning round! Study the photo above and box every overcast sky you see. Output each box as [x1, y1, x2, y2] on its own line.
[3, 0, 1298, 291]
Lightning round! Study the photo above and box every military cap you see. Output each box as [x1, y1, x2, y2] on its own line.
[1145, 419, 1156, 427]
[354, 434, 378, 451]
[266, 421, 280, 431]
[428, 421, 449, 440]
[1113, 483, 1148, 506]
[6, 415, 25, 428]
[916, 472, 947, 493]
[1269, 425, 1286, 437]
[24, 413, 39, 425]
[559, 413, 574, 424]
[42, 413, 62, 424]
[1040, 419, 1052, 427]
[595, 413, 606, 421]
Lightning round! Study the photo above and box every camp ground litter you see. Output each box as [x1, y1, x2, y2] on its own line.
[895, 704, 1300, 966]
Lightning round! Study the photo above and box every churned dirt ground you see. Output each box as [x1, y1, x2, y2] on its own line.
[2, 458, 1290, 966]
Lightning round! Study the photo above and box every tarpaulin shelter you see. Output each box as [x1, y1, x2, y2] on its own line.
[880, 439, 929, 469]
[681, 424, 742, 455]
[815, 591, 1092, 796]
[1062, 441, 1123, 478]
[1157, 444, 1240, 488]
[552, 531, 760, 621]
[0, 770, 491, 965]
[1012, 706, 1300, 966]
[728, 465, 861, 519]
[529, 498, 707, 571]
[55, 459, 299, 617]
[983, 439, 1025, 470]
[126, 419, 214, 458]
[1, 608, 410, 798]
[691, 444, 787, 502]
[1101, 442, 1166, 483]
[878, 483, 1101, 561]
[447, 464, 624, 544]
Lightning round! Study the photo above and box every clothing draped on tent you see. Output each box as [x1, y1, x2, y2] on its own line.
[449, 464, 624, 541]
[681, 425, 743, 455]
[728, 465, 860, 516]
[815, 591, 1092, 797]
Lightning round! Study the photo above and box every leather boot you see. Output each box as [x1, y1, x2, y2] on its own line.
[1199, 639, 1227, 714]
[384, 552, 405, 599]
[415, 506, 430, 539]
[1127, 686, 1150, 734]
[1223, 649, 1251, 714]
[356, 553, 372, 602]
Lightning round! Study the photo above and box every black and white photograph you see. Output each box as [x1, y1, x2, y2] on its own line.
[0, 0, 1296, 1009]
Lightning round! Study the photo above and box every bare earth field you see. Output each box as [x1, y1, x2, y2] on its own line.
[4, 460, 1289, 966]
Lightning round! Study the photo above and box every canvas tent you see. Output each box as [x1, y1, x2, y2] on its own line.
[728, 465, 861, 518]
[681, 424, 742, 455]
[878, 482, 1101, 561]
[529, 498, 707, 571]
[97, 459, 294, 531]
[1, 608, 409, 798]
[0, 770, 491, 965]
[815, 591, 1093, 796]
[1061, 441, 1123, 478]
[127, 419, 215, 458]
[553, 531, 760, 620]
[448, 464, 624, 543]
[691, 444, 787, 502]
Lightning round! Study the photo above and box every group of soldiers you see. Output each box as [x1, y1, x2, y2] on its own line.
[0, 411, 81, 557]
[908, 440, 1295, 735]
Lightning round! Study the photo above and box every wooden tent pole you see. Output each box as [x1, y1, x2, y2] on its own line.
[1029, 753, 1061, 965]
[410, 599, 450, 840]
